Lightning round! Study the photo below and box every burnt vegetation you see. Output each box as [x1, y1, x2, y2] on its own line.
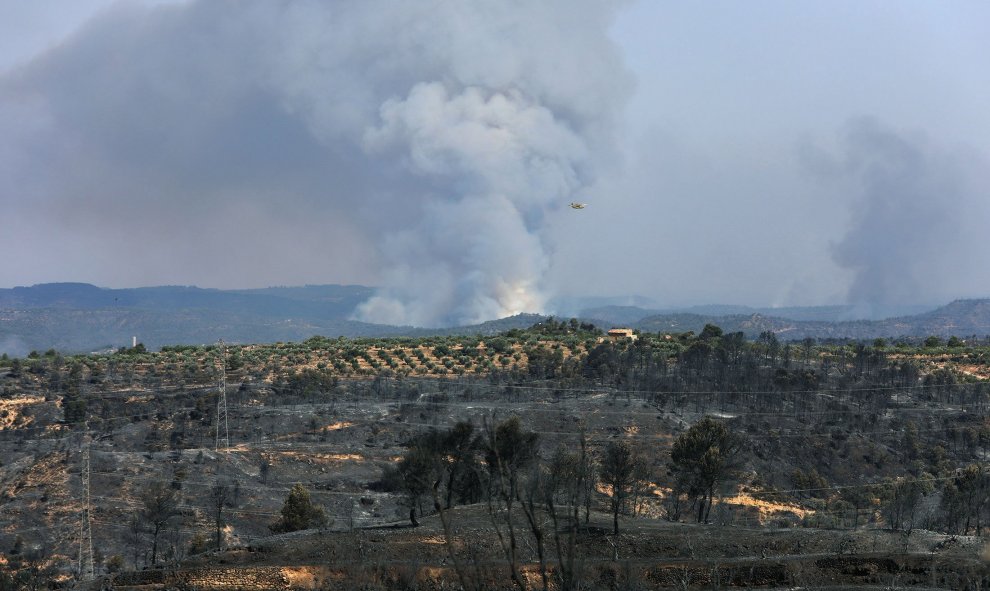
[1, 321, 990, 588]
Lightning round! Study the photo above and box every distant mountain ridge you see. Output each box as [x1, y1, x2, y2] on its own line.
[629, 299, 990, 341]
[579, 302, 937, 325]
[0, 282, 375, 316]
[1, 283, 989, 356]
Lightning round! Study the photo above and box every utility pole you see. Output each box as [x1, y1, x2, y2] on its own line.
[215, 339, 229, 452]
[78, 431, 94, 582]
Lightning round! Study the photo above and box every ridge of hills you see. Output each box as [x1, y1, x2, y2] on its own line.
[2, 283, 990, 356]
[582, 302, 937, 324]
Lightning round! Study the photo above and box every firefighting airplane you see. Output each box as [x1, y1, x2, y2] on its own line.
[569, 202, 587, 209]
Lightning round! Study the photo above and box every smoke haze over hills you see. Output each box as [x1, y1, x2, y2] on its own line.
[1, 0, 630, 327]
[1, 1, 989, 326]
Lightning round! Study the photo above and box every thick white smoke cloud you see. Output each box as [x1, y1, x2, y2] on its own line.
[276, 1, 632, 326]
[356, 82, 590, 325]
[0, 0, 631, 326]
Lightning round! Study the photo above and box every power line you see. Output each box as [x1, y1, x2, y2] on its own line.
[2, 367, 986, 436]
[471, 378, 989, 396]
[6, 397, 976, 459]
[0, 391, 980, 440]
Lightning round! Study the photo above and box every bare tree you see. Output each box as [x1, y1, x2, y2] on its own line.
[600, 440, 649, 536]
[484, 415, 539, 591]
[210, 479, 232, 551]
[544, 434, 593, 591]
[519, 463, 550, 591]
[432, 478, 483, 591]
[940, 463, 989, 535]
[882, 474, 935, 532]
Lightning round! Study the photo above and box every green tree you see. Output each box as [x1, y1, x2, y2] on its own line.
[8, 358, 21, 378]
[62, 394, 87, 424]
[699, 323, 723, 341]
[670, 418, 742, 523]
[270, 484, 327, 533]
[758, 331, 780, 364]
[525, 345, 564, 380]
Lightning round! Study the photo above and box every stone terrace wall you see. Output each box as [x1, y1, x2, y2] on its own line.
[179, 567, 290, 590]
[111, 567, 289, 591]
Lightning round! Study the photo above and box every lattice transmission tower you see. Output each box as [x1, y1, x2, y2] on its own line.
[77, 433, 94, 582]
[215, 338, 229, 451]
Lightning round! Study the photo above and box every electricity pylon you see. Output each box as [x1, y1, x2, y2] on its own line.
[215, 338, 229, 451]
[78, 432, 94, 581]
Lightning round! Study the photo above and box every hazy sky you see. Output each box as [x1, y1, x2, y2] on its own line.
[1, 1, 988, 325]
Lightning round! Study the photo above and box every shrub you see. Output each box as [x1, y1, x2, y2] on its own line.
[270, 484, 328, 533]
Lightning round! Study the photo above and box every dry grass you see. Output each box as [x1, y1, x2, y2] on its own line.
[281, 566, 339, 589]
[266, 451, 367, 464]
[0, 396, 44, 429]
[958, 364, 990, 379]
[723, 492, 813, 521]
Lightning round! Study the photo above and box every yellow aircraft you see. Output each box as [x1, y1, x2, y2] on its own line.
[569, 202, 587, 209]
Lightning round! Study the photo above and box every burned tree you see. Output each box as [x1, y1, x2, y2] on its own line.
[138, 480, 182, 565]
[599, 440, 649, 535]
[484, 415, 540, 591]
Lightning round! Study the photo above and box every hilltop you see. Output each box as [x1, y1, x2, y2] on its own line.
[4, 283, 990, 356]
[0, 284, 546, 356]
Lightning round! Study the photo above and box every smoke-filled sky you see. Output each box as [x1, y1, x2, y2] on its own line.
[1, 1, 989, 326]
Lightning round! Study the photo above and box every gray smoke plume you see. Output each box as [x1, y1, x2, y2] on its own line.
[811, 118, 990, 313]
[0, 0, 631, 326]
[355, 83, 592, 325]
